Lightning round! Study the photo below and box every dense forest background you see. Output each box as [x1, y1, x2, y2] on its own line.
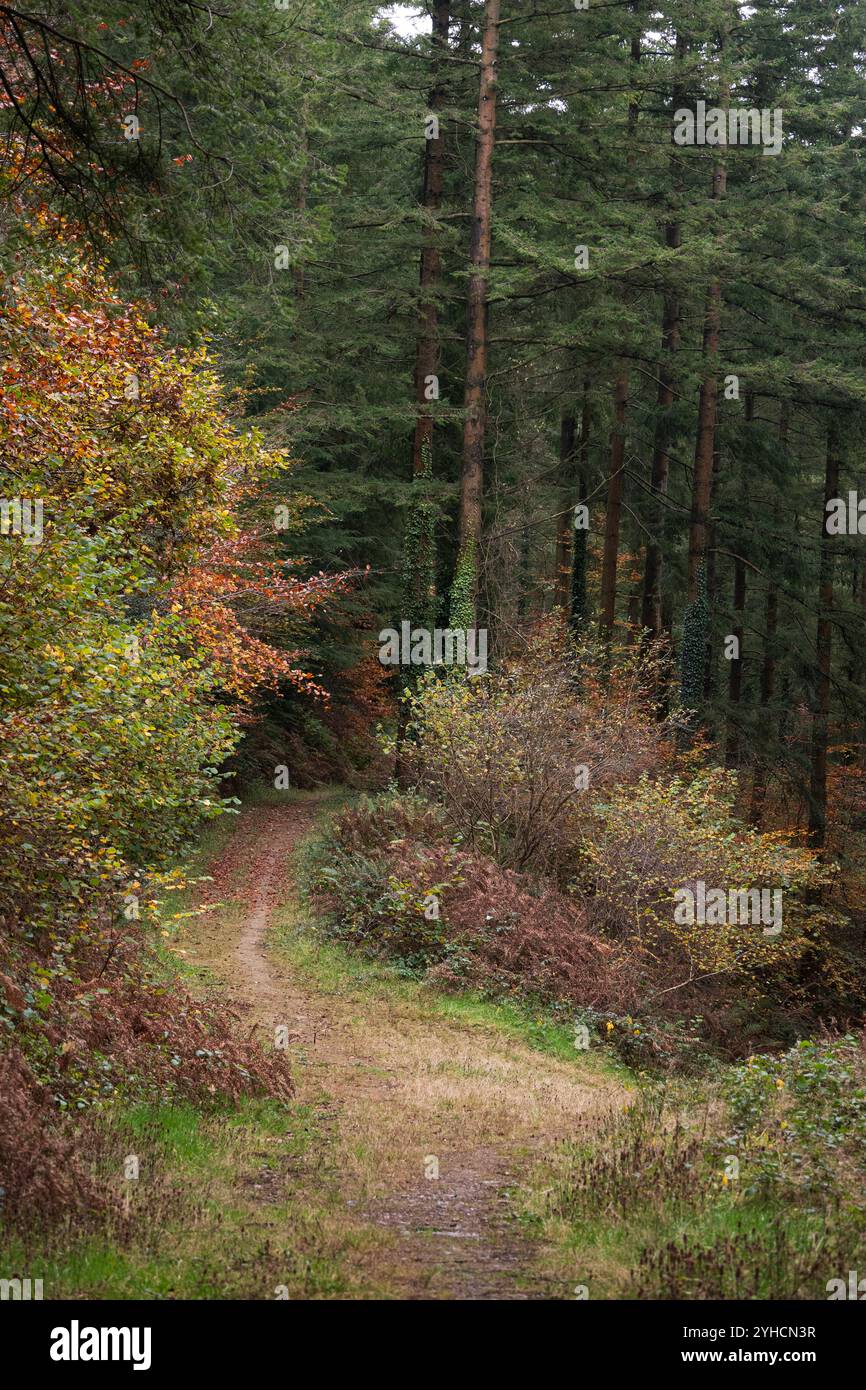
[6, 1, 866, 832]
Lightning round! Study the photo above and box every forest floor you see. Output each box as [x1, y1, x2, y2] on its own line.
[13, 790, 859, 1302]
[174, 790, 628, 1300]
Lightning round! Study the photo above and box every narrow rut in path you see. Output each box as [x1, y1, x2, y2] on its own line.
[368, 1148, 552, 1300]
[183, 797, 618, 1300]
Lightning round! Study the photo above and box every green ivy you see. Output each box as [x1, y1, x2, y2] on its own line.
[570, 521, 587, 630]
[448, 538, 477, 632]
[399, 441, 438, 641]
[679, 560, 710, 718]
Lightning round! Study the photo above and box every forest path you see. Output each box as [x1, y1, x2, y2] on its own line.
[181, 793, 623, 1300]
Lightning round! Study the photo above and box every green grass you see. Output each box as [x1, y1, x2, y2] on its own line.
[550, 1190, 848, 1300]
[272, 885, 629, 1082]
[516, 1072, 864, 1301]
[0, 790, 381, 1302]
[0, 1095, 372, 1300]
[281, 807, 633, 1083]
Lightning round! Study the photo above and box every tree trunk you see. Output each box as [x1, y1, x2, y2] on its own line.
[749, 581, 778, 824]
[394, 10, 451, 785]
[641, 278, 680, 635]
[554, 412, 576, 610]
[808, 423, 841, 846]
[749, 400, 787, 823]
[702, 440, 722, 699]
[597, 9, 641, 641]
[599, 371, 629, 636]
[641, 31, 685, 636]
[411, 0, 450, 479]
[570, 383, 591, 629]
[688, 286, 723, 602]
[686, 72, 727, 603]
[723, 391, 754, 759]
[453, 0, 500, 621]
[725, 556, 746, 765]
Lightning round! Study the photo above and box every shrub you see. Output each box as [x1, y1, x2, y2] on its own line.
[0, 932, 293, 1231]
[304, 793, 627, 1007]
[427, 851, 624, 1010]
[723, 1034, 866, 1205]
[0, 1047, 109, 1230]
[402, 631, 671, 878]
[582, 767, 838, 986]
[0, 222, 302, 1229]
[303, 795, 459, 969]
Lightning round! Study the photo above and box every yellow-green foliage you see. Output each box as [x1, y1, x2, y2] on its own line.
[584, 769, 839, 978]
[724, 1035, 866, 1203]
[0, 234, 279, 944]
[0, 535, 237, 941]
[402, 638, 669, 876]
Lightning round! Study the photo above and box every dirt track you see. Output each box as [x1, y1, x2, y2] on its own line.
[182, 796, 621, 1300]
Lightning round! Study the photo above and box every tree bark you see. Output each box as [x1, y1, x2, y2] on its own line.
[749, 581, 778, 824]
[723, 390, 755, 759]
[599, 370, 629, 636]
[686, 49, 727, 603]
[724, 556, 746, 765]
[599, 11, 640, 640]
[554, 412, 577, 610]
[749, 401, 787, 824]
[808, 423, 841, 846]
[641, 31, 685, 636]
[454, 0, 500, 615]
[641, 273, 680, 635]
[411, 0, 450, 479]
[702, 440, 722, 699]
[688, 283, 723, 603]
[570, 382, 591, 628]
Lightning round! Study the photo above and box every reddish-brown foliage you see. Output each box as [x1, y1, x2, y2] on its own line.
[0, 920, 292, 1229]
[426, 845, 630, 1011]
[0, 1047, 109, 1228]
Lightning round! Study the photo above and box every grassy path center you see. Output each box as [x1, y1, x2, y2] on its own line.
[181, 793, 625, 1300]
